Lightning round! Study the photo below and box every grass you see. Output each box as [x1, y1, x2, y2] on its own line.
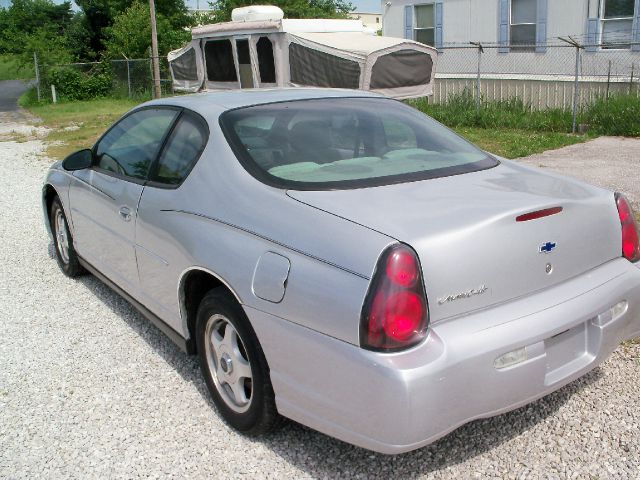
[583, 93, 640, 137]
[412, 91, 591, 157]
[24, 93, 590, 162]
[0, 54, 33, 81]
[413, 89, 640, 139]
[453, 127, 589, 158]
[23, 95, 141, 159]
[410, 91, 574, 133]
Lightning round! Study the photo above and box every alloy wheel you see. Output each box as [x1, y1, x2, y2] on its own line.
[54, 210, 70, 264]
[204, 314, 253, 413]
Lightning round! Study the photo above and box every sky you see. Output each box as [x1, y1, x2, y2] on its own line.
[0, 0, 382, 13]
[346, 0, 381, 13]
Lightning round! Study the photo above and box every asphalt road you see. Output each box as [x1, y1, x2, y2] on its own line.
[0, 80, 32, 112]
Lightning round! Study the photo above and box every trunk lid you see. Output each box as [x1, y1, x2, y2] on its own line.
[288, 161, 622, 322]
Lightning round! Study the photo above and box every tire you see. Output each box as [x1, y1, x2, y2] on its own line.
[50, 197, 84, 277]
[196, 288, 281, 434]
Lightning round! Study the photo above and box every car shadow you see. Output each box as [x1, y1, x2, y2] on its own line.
[257, 367, 603, 478]
[76, 274, 217, 411]
[77, 272, 604, 478]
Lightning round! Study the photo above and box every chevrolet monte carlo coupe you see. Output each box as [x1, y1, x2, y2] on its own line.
[43, 89, 640, 454]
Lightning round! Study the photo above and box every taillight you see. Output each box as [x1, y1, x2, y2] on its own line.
[360, 244, 429, 351]
[615, 193, 640, 263]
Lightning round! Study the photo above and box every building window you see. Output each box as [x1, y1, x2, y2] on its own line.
[601, 0, 635, 49]
[414, 4, 435, 46]
[376, 16, 380, 24]
[510, 0, 536, 51]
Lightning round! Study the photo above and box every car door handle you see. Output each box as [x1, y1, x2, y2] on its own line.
[119, 206, 132, 222]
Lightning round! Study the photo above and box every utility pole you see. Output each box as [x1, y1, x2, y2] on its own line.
[470, 41, 484, 114]
[558, 36, 583, 134]
[149, 0, 162, 99]
[33, 52, 41, 102]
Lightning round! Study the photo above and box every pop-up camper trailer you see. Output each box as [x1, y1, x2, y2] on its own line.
[168, 6, 437, 99]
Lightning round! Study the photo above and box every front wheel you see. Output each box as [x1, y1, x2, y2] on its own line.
[196, 289, 281, 434]
[50, 197, 84, 277]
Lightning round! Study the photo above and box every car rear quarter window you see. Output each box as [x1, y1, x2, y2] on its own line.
[220, 97, 498, 190]
[95, 108, 178, 180]
[151, 112, 208, 185]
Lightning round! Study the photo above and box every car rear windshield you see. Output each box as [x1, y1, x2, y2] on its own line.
[220, 97, 498, 190]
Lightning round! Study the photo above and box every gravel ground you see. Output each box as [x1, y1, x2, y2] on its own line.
[1, 129, 640, 479]
[519, 136, 640, 211]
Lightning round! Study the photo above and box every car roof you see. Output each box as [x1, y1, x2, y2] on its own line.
[140, 88, 384, 122]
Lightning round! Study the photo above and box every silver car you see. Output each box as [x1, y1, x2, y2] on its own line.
[43, 89, 640, 454]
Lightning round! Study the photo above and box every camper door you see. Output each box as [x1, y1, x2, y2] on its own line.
[203, 38, 241, 89]
[203, 35, 279, 90]
[249, 35, 278, 87]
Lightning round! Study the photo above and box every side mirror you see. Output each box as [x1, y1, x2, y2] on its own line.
[62, 149, 93, 171]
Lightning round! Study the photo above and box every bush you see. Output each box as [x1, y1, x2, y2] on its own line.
[18, 86, 39, 107]
[584, 94, 640, 137]
[44, 66, 112, 101]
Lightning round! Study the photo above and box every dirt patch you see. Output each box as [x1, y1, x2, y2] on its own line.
[0, 110, 48, 142]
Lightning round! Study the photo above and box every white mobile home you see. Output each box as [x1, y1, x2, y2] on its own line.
[383, 0, 640, 80]
[383, 0, 640, 107]
[383, 0, 640, 52]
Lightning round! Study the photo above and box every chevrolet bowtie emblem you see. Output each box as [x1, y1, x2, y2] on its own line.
[539, 241, 557, 254]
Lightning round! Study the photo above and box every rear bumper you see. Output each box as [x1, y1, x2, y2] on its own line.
[247, 258, 640, 454]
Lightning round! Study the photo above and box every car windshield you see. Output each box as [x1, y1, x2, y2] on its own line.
[220, 97, 498, 190]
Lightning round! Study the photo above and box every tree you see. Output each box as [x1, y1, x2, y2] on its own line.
[22, 26, 73, 67]
[103, 2, 190, 60]
[0, 0, 73, 54]
[65, 12, 98, 61]
[73, 0, 113, 55]
[209, 0, 354, 23]
[75, 0, 191, 56]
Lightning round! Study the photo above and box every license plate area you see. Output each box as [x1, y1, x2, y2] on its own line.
[544, 322, 590, 385]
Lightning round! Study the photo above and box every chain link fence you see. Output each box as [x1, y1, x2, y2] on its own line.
[110, 58, 173, 97]
[33, 56, 173, 103]
[31, 42, 640, 132]
[432, 41, 640, 130]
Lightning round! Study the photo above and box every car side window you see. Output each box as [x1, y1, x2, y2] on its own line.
[152, 112, 208, 185]
[95, 108, 178, 180]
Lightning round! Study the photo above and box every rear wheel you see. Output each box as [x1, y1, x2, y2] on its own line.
[50, 197, 83, 277]
[196, 288, 280, 433]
